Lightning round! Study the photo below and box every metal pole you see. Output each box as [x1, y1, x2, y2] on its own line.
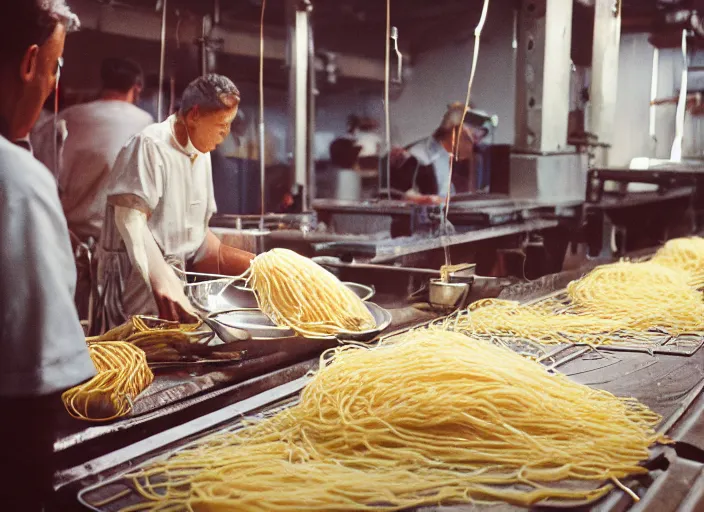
[259, 0, 267, 223]
[157, 0, 167, 122]
[383, 0, 391, 200]
[307, 5, 317, 204]
[294, 4, 310, 211]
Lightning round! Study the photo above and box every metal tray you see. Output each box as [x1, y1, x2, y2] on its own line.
[75, 377, 658, 512]
[207, 302, 392, 343]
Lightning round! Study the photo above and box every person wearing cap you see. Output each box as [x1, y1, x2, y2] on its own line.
[0, 1, 96, 509]
[390, 102, 495, 198]
[95, 74, 255, 330]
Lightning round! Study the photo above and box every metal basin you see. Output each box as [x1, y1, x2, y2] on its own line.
[186, 279, 375, 315]
[207, 302, 391, 343]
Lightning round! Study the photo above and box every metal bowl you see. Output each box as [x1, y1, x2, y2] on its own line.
[206, 302, 391, 343]
[185, 279, 375, 315]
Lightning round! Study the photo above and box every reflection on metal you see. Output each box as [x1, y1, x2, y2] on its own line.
[650, 48, 659, 139]
[671, 29, 688, 162]
[391, 27, 403, 84]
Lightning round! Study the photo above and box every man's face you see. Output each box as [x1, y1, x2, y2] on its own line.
[186, 105, 239, 153]
[16, 24, 66, 138]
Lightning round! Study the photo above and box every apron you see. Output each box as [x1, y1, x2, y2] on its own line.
[90, 205, 187, 335]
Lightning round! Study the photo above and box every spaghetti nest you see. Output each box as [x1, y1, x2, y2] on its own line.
[567, 260, 704, 333]
[245, 248, 376, 337]
[123, 330, 663, 510]
[651, 236, 704, 287]
[449, 298, 626, 345]
[62, 341, 153, 422]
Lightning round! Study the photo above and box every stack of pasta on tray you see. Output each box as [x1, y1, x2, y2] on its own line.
[447, 236, 704, 347]
[87, 243, 703, 509]
[115, 329, 666, 511]
[62, 317, 201, 422]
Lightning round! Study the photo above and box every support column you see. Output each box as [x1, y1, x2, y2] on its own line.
[589, 0, 622, 150]
[514, 0, 573, 153]
[286, 0, 313, 212]
[511, 0, 586, 202]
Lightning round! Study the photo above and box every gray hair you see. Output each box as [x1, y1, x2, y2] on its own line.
[179, 74, 240, 115]
[0, 0, 80, 64]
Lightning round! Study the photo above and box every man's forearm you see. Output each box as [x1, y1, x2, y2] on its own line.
[192, 230, 254, 276]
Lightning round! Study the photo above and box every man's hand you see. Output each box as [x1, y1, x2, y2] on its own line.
[149, 267, 198, 323]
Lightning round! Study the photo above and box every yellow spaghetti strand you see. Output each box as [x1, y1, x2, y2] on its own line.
[121, 330, 663, 510]
[62, 341, 153, 422]
[244, 248, 375, 337]
[651, 236, 704, 287]
[566, 260, 704, 333]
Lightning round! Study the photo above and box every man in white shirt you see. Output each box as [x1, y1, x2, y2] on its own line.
[36, 57, 154, 240]
[0, 1, 97, 510]
[96, 74, 254, 328]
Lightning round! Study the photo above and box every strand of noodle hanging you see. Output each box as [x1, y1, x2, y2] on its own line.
[443, 0, 491, 252]
[62, 341, 153, 422]
[242, 248, 375, 337]
[119, 330, 665, 511]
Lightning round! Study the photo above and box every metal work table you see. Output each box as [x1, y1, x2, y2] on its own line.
[59, 247, 704, 511]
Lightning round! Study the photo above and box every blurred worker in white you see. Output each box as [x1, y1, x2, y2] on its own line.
[37, 57, 154, 239]
[0, 1, 96, 510]
[95, 74, 254, 329]
[35, 58, 153, 321]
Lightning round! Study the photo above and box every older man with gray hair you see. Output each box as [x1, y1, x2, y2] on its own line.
[96, 74, 254, 328]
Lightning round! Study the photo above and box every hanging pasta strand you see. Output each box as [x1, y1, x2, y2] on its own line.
[244, 248, 375, 336]
[121, 330, 664, 511]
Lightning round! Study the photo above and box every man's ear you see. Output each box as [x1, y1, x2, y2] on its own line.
[187, 106, 200, 123]
[19, 45, 40, 84]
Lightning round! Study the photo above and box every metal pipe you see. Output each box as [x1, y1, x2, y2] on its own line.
[294, 5, 310, 211]
[307, 4, 317, 203]
[383, 0, 391, 200]
[259, 0, 267, 223]
[157, 0, 167, 122]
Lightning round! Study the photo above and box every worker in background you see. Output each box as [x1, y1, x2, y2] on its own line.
[348, 114, 381, 170]
[0, 2, 96, 510]
[389, 102, 494, 198]
[95, 74, 255, 330]
[326, 137, 364, 201]
[35, 58, 154, 321]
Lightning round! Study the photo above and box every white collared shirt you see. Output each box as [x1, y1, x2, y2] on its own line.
[105, 114, 217, 316]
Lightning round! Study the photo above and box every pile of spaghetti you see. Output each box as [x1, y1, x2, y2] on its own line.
[244, 248, 376, 337]
[92, 316, 203, 362]
[449, 256, 704, 346]
[122, 330, 663, 510]
[567, 260, 704, 333]
[651, 236, 704, 288]
[62, 341, 153, 421]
